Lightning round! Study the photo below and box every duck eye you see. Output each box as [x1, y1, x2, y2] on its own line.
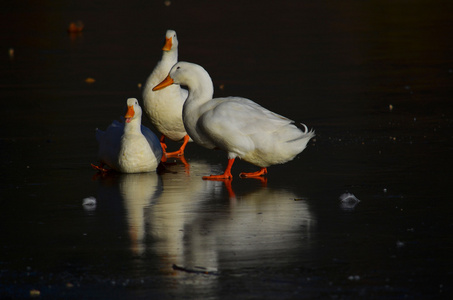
[176, 66, 180, 70]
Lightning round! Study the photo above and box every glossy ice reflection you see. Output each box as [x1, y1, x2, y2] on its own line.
[95, 158, 315, 277]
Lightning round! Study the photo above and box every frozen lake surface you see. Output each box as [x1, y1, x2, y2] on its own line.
[1, 0, 453, 298]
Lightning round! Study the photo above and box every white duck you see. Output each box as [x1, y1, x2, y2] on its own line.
[93, 98, 163, 173]
[153, 62, 315, 179]
[142, 29, 190, 157]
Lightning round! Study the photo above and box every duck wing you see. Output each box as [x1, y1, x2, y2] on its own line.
[199, 97, 303, 140]
[196, 97, 313, 164]
[96, 120, 123, 169]
[141, 125, 163, 162]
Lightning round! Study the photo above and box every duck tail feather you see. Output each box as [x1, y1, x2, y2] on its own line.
[292, 121, 309, 134]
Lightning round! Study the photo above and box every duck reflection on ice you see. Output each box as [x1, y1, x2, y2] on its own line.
[95, 172, 163, 255]
[96, 159, 315, 278]
[119, 172, 162, 255]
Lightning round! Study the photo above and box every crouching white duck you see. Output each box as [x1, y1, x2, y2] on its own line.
[142, 29, 190, 157]
[92, 98, 163, 173]
[153, 62, 315, 179]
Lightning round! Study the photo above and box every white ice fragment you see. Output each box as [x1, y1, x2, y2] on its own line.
[82, 196, 97, 211]
[396, 240, 405, 248]
[339, 193, 360, 203]
[339, 193, 360, 210]
[83, 196, 96, 206]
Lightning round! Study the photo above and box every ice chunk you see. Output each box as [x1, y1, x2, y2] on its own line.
[339, 193, 360, 210]
[82, 196, 97, 211]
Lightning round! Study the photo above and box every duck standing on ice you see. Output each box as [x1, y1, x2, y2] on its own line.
[153, 62, 314, 179]
[142, 30, 190, 157]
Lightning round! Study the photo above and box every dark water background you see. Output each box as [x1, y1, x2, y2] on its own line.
[1, 0, 453, 298]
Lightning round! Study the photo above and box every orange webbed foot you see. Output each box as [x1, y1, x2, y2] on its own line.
[202, 173, 233, 180]
[239, 167, 267, 178]
[203, 158, 235, 181]
[165, 149, 184, 157]
[91, 163, 110, 173]
[165, 135, 190, 157]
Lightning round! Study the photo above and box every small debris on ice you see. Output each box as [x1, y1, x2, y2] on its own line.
[396, 240, 405, 248]
[68, 21, 84, 33]
[85, 77, 96, 84]
[348, 275, 360, 281]
[172, 264, 219, 275]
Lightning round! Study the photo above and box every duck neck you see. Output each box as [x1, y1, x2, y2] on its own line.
[161, 48, 178, 66]
[124, 117, 142, 135]
[185, 70, 215, 108]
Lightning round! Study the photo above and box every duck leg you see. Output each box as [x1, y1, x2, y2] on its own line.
[166, 134, 190, 157]
[239, 167, 267, 178]
[159, 135, 168, 162]
[159, 134, 168, 151]
[203, 158, 235, 180]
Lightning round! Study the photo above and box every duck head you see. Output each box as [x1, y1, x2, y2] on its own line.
[125, 98, 142, 123]
[152, 62, 209, 91]
[162, 29, 178, 51]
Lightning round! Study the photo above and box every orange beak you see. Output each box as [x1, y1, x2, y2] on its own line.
[152, 75, 174, 91]
[125, 105, 135, 123]
[162, 37, 172, 51]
